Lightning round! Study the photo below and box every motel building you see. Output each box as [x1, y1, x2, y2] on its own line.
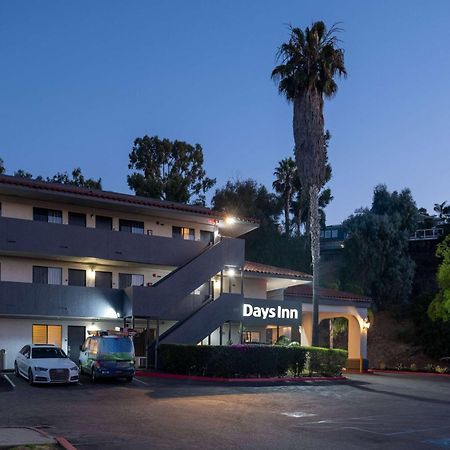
[0, 175, 371, 371]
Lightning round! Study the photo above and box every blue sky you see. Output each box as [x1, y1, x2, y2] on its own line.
[1, 0, 449, 223]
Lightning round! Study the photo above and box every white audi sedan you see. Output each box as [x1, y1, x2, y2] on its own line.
[14, 344, 79, 385]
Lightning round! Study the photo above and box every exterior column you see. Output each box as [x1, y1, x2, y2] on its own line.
[300, 313, 312, 347]
[347, 316, 361, 359]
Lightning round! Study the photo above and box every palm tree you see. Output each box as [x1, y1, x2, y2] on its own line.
[273, 157, 297, 235]
[434, 201, 450, 222]
[272, 22, 346, 345]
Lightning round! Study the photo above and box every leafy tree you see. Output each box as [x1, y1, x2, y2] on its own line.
[212, 179, 311, 271]
[212, 179, 280, 227]
[0, 158, 4, 175]
[48, 168, 102, 190]
[14, 170, 38, 179]
[127, 135, 216, 205]
[13, 168, 101, 189]
[340, 185, 418, 312]
[272, 158, 296, 235]
[272, 22, 346, 345]
[428, 235, 450, 321]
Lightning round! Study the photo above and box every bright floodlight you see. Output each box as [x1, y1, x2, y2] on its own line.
[225, 216, 236, 225]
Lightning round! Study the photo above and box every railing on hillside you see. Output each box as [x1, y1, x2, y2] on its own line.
[409, 228, 444, 241]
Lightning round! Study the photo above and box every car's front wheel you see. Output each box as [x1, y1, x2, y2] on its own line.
[14, 362, 19, 378]
[28, 368, 34, 386]
[125, 376, 133, 383]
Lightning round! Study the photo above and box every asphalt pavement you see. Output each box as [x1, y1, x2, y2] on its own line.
[0, 371, 449, 449]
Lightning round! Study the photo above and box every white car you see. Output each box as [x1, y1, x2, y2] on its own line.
[14, 344, 79, 385]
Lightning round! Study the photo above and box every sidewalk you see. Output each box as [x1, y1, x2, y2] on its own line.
[0, 427, 56, 449]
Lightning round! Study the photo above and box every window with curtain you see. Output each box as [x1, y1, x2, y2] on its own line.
[68, 211, 86, 227]
[119, 219, 144, 234]
[119, 273, 144, 288]
[32, 324, 62, 347]
[33, 207, 62, 224]
[95, 271, 112, 288]
[32, 266, 62, 285]
[96, 215, 113, 230]
[68, 269, 86, 287]
[172, 226, 195, 240]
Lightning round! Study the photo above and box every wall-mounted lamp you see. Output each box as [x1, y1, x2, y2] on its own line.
[362, 317, 371, 330]
[226, 268, 236, 277]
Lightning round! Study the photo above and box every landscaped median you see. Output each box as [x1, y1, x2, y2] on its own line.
[147, 344, 347, 381]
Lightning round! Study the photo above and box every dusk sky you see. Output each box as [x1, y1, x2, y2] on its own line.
[1, 1, 449, 224]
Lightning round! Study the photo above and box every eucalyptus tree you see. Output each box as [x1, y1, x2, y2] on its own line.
[272, 22, 346, 345]
[273, 157, 297, 235]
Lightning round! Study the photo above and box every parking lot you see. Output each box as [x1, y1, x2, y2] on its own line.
[1, 371, 450, 449]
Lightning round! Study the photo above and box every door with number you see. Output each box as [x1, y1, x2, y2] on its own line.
[68, 326, 86, 364]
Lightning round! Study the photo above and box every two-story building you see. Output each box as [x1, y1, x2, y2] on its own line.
[0, 175, 371, 370]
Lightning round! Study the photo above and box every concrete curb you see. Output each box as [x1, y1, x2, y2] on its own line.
[372, 369, 450, 377]
[0, 426, 77, 450]
[56, 435, 78, 450]
[135, 371, 346, 384]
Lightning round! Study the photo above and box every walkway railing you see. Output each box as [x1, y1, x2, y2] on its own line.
[409, 228, 444, 241]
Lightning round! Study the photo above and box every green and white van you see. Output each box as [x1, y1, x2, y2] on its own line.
[79, 334, 135, 382]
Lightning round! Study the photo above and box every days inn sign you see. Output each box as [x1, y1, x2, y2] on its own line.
[240, 299, 302, 325]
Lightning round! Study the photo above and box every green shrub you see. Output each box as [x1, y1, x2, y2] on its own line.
[304, 347, 348, 376]
[158, 344, 347, 378]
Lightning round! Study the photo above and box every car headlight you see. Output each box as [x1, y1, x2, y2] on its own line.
[34, 367, 48, 372]
[70, 366, 79, 372]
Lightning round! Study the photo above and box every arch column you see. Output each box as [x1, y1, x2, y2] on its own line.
[300, 312, 312, 347]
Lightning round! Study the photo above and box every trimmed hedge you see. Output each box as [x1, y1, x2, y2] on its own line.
[158, 344, 347, 378]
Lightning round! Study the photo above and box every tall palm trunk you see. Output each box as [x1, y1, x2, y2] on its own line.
[309, 184, 321, 346]
[293, 88, 325, 348]
[284, 188, 291, 236]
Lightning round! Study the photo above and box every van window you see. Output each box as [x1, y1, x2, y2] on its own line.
[100, 337, 133, 354]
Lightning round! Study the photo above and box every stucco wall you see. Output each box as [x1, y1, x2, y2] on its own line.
[0, 256, 171, 288]
[0, 195, 215, 240]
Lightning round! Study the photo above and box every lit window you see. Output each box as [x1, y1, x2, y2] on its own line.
[32, 324, 62, 347]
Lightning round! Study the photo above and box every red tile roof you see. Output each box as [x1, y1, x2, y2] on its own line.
[0, 175, 259, 223]
[285, 284, 372, 303]
[244, 261, 312, 279]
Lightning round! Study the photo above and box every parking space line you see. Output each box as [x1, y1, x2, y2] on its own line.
[3, 374, 16, 388]
[133, 378, 149, 386]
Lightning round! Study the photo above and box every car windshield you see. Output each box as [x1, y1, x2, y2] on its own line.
[100, 337, 133, 353]
[32, 347, 67, 359]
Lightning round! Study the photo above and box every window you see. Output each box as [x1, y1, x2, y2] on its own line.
[96, 215, 113, 230]
[33, 207, 62, 224]
[325, 230, 331, 239]
[68, 269, 86, 287]
[200, 230, 214, 244]
[332, 229, 339, 238]
[32, 324, 62, 347]
[320, 231, 324, 238]
[119, 219, 144, 234]
[68, 211, 86, 227]
[119, 273, 144, 289]
[95, 271, 112, 289]
[172, 226, 195, 240]
[32, 266, 62, 285]
[243, 331, 261, 343]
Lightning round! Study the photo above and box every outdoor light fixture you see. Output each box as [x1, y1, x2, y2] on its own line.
[362, 317, 371, 330]
[227, 268, 236, 277]
[224, 216, 236, 225]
